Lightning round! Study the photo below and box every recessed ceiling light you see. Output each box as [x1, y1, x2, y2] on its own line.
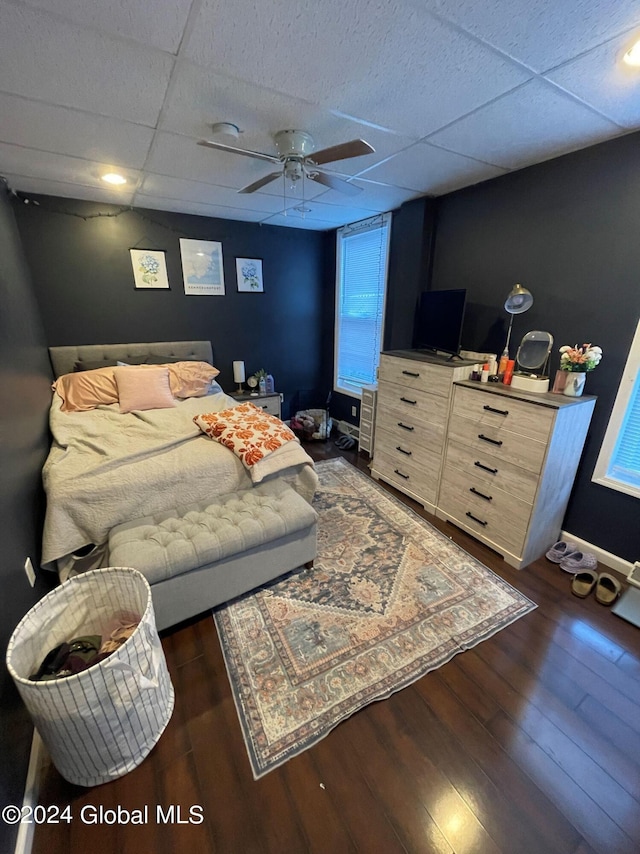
[101, 172, 127, 185]
[623, 39, 640, 66]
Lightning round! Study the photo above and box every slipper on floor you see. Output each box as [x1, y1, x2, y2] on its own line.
[571, 570, 598, 598]
[546, 540, 578, 563]
[595, 573, 622, 606]
[559, 551, 598, 573]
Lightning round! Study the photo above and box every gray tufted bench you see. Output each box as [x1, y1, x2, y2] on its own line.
[107, 481, 318, 630]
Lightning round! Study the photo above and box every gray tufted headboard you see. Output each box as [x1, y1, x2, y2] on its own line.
[48, 340, 214, 378]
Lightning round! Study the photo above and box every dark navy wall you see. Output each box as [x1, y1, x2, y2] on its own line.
[0, 187, 52, 854]
[430, 131, 640, 562]
[14, 196, 334, 419]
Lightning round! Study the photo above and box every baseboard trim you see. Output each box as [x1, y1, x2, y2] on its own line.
[14, 730, 47, 854]
[561, 530, 634, 580]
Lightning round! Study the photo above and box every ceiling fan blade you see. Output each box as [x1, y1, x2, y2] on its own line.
[197, 139, 279, 164]
[308, 171, 361, 196]
[238, 172, 283, 194]
[307, 138, 375, 166]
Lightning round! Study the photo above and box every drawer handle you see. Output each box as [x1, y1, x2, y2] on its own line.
[474, 461, 498, 475]
[483, 404, 509, 416]
[397, 422, 415, 432]
[394, 468, 410, 480]
[396, 445, 412, 456]
[470, 487, 492, 502]
[478, 433, 503, 446]
[466, 511, 488, 527]
[402, 370, 420, 377]
[400, 396, 417, 405]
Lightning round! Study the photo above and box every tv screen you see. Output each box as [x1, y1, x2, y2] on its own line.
[412, 289, 467, 357]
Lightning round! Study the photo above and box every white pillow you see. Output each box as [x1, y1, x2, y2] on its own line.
[114, 366, 176, 413]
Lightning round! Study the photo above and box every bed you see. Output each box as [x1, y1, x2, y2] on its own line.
[42, 341, 318, 581]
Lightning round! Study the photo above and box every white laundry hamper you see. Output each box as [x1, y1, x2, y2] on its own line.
[6, 567, 174, 787]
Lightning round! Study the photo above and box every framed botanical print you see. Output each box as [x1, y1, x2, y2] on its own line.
[236, 258, 264, 292]
[130, 249, 170, 289]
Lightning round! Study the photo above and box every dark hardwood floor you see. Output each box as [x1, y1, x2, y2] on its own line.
[31, 442, 640, 854]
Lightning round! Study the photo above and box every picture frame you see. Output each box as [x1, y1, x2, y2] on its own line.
[236, 258, 264, 293]
[180, 238, 225, 296]
[130, 249, 170, 290]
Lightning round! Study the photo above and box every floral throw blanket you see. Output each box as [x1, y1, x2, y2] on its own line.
[193, 402, 297, 470]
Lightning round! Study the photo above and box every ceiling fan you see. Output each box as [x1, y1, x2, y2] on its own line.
[197, 128, 375, 196]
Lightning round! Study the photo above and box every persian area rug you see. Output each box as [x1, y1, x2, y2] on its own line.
[214, 457, 536, 778]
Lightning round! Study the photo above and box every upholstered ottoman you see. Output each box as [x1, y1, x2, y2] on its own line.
[107, 481, 318, 630]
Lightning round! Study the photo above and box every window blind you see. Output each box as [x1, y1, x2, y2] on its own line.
[592, 318, 640, 500]
[335, 214, 391, 396]
[607, 371, 640, 490]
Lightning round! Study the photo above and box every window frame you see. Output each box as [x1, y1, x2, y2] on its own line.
[592, 317, 640, 500]
[333, 212, 391, 399]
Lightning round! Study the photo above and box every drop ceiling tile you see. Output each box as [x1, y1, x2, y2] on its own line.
[359, 142, 509, 193]
[5, 174, 135, 206]
[0, 142, 141, 192]
[146, 131, 276, 188]
[15, 0, 193, 53]
[309, 180, 420, 211]
[259, 212, 338, 231]
[160, 62, 414, 172]
[0, 4, 173, 126]
[427, 79, 621, 169]
[545, 35, 640, 129]
[0, 93, 154, 168]
[185, 0, 531, 136]
[423, 0, 640, 72]
[137, 174, 292, 213]
[278, 199, 383, 225]
[135, 195, 269, 223]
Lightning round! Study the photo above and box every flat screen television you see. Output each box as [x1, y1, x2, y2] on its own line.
[412, 288, 467, 358]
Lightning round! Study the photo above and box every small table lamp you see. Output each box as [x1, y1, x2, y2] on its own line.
[233, 360, 245, 394]
[503, 283, 534, 360]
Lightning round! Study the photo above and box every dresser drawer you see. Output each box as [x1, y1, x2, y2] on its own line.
[361, 403, 374, 424]
[362, 387, 377, 408]
[378, 380, 449, 428]
[447, 415, 548, 475]
[372, 448, 438, 506]
[379, 356, 452, 399]
[444, 439, 539, 505]
[438, 468, 528, 558]
[453, 386, 554, 443]
[376, 410, 445, 458]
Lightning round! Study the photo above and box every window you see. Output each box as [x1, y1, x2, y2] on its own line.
[592, 318, 640, 499]
[334, 213, 391, 397]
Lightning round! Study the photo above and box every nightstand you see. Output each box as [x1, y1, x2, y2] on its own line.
[229, 391, 282, 418]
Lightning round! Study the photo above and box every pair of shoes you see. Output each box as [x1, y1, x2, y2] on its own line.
[335, 435, 356, 450]
[571, 571, 622, 604]
[546, 540, 577, 563]
[559, 551, 598, 573]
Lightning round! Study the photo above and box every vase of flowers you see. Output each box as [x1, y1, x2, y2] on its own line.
[555, 343, 602, 397]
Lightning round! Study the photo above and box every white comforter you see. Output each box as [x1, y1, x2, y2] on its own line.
[41, 390, 317, 571]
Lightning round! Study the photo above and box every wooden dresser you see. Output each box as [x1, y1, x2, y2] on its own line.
[436, 382, 595, 569]
[371, 351, 596, 569]
[370, 351, 472, 512]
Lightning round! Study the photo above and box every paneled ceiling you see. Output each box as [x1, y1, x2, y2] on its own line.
[1, 0, 639, 230]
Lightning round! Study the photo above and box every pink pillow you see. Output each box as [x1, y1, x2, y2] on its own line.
[166, 361, 220, 398]
[114, 366, 176, 413]
[53, 367, 119, 412]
